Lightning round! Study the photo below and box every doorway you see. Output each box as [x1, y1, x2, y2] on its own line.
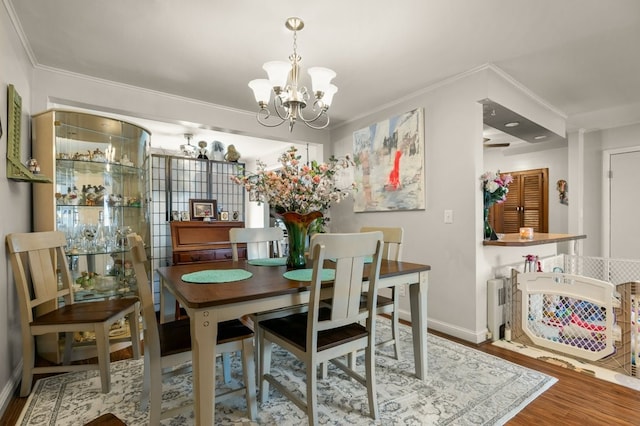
[603, 147, 640, 259]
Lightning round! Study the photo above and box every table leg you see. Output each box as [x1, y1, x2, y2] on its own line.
[191, 309, 218, 425]
[159, 278, 176, 324]
[409, 270, 429, 380]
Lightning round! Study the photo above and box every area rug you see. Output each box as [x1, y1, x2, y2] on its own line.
[18, 320, 556, 425]
[493, 338, 640, 392]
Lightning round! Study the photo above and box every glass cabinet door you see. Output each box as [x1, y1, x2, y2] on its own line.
[33, 110, 150, 299]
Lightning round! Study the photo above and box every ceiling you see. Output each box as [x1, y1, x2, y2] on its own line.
[6, 0, 640, 155]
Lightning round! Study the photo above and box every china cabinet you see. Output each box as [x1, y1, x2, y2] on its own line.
[31, 109, 150, 362]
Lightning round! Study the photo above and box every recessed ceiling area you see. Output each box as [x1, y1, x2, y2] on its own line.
[480, 99, 566, 146]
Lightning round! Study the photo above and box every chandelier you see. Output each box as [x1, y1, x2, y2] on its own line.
[248, 17, 337, 132]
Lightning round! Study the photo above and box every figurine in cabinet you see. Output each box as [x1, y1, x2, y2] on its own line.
[91, 148, 107, 162]
[83, 185, 98, 206]
[120, 154, 134, 166]
[197, 141, 209, 159]
[212, 140, 225, 161]
[74, 151, 91, 161]
[108, 194, 123, 207]
[65, 186, 80, 205]
[225, 144, 241, 162]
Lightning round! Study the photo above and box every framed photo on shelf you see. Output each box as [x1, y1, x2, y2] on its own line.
[189, 198, 218, 221]
[219, 211, 229, 221]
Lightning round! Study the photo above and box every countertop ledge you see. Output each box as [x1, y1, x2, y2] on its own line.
[482, 233, 586, 247]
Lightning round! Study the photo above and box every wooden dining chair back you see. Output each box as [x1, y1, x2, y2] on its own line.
[360, 226, 404, 360]
[360, 226, 403, 262]
[229, 226, 284, 261]
[6, 231, 141, 397]
[259, 231, 384, 424]
[127, 233, 257, 423]
[229, 226, 294, 380]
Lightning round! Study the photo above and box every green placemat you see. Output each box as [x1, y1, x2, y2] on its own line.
[248, 257, 287, 266]
[328, 255, 373, 263]
[283, 268, 335, 282]
[181, 269, 253, 283]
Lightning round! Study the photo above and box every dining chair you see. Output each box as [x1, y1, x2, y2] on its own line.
[230, 226, 310, 378]
[6, 231, 141, 397]
[229, 226, 284, 261]
[259, 231, 384, 424]
[127, 233, 257, 423]
[360, 226, 404, 360]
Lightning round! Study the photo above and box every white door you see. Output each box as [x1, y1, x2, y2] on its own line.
[609, 149, 640, 259]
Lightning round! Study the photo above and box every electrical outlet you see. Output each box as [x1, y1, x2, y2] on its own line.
[398, 284, 406, 297]
[444, 209, 453, 224]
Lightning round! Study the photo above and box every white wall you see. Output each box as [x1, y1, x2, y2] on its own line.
[579, 122, 640, 257]
[330, 67, 568, 343]
[0, 1, 34, 414]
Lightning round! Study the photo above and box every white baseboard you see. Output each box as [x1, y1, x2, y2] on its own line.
[398, 308, 487, 344]
[0, 360, 22, 419]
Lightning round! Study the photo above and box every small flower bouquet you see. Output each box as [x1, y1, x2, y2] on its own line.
[480, 170, 513, 240]
[480, 170, 513, 209]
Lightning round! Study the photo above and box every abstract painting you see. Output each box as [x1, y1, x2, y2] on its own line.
[352, 108, 425, 212]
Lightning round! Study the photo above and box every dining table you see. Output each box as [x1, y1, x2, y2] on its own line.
[156, 258, 430, 425]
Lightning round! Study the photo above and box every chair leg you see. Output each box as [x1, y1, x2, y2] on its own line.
[254, 323, 262, 385]
[148, 351, 163, 425]
[391, 295, 401, 360]
[306, 362, 318, 425]
[319, 361, 328, 379]
[128, 307, 142, 360]
[222, 353, 232, 383]
[365, 345, 379, 420]
[259, 338, 272, 403]
[94, 325, 112, 393]
[391, 312, 400, 360]
[348, 351, 357, 370]
[240, 339, 258, 421]
[20, 335, 36, 397]
[140, 350, 151, 411]
[62, 331, 74, 365]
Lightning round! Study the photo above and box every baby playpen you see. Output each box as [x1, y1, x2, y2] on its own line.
[499, 254, 639, 378]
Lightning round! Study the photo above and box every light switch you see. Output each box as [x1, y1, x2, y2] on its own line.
[444, 209, 453, 224]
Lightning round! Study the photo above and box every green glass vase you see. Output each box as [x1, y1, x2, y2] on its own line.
[273, 210, 323, 269]
[484, 207, 498, 241]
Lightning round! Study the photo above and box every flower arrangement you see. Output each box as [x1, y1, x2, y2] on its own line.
[480, 170, 513, 208]
[230, 146, 355, 215]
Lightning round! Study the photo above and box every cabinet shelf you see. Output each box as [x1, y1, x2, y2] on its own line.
[56, 158, 141, 175]
[56, 203, 142, 208]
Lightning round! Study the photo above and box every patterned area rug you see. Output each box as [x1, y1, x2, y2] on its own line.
[18, 320, 556, 425]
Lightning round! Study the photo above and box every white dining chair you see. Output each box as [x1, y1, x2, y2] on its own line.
[127, 233, 257, 423]
[6, 231, 141, 397]
[259, 231, 384, 424]
[360, 226, 404, 359]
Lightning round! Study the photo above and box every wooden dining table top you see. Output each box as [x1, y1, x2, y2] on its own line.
[156, 259, 431, 309]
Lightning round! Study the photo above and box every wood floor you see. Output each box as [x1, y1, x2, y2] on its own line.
[2, 330, 638, 425]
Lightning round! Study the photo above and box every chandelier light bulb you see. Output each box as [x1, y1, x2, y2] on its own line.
[308, 67, 336, 95]
[323, 84, 338, 107]
[248, 79, 272, 104]
[262, 61, 290, 90]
